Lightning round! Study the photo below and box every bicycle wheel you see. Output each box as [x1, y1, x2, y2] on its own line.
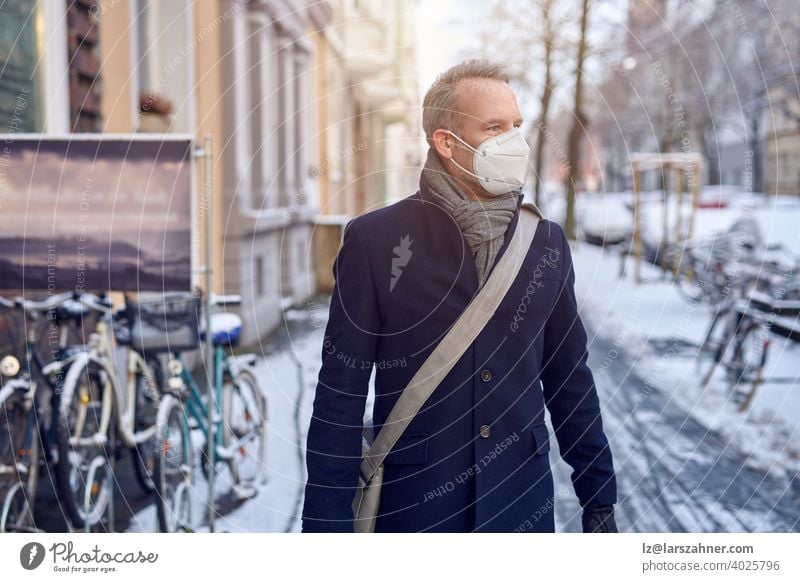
[55, 359, 114, 529]
[673, 253, 707, 304]
[222, 366, 267, 496]
[131, 357, 161, 494]
[0, 384, 17, 468]
[0, 385, 39, 533]
[1, 481, 36, 533]
[153, 393, 195, 532]
[697, 306, 740, 387]
[726, 316, 770, 406]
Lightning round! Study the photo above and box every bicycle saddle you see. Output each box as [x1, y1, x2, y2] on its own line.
[199, 312, 242, 347]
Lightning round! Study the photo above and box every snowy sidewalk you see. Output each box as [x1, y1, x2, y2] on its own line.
[567, 198, 800, 483]
[555, 197, 800, 532]
[125, 300, 326, 533]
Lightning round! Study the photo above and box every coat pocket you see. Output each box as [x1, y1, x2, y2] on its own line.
[531, 423, 551, 456]
[384, 432, 429, 465]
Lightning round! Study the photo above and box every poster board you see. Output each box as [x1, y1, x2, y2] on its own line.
[0, 134, 195, 292]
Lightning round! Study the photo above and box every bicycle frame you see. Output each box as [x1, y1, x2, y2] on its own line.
[0, 378, 40, 509]
[46, 312, 158, 450]
[172, 344, 226, 455]
[10, 306, 74, 461]
[0, 298, 76, 531]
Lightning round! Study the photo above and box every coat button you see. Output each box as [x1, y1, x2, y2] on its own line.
[479, 425, 491, 439]
[480, 369, 492, 382]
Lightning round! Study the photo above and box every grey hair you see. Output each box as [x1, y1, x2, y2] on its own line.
[422, 59, 510, 146]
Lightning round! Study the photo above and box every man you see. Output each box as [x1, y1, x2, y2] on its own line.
[302, 59, 618, 533]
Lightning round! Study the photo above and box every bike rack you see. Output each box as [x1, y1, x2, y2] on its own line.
[77, 454, 114, 533]
[702, 295, 800, 412]
[629, 153, 703, 285]
[194, 134, 217, 532]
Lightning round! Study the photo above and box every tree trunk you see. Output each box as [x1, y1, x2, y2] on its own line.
[533, 3, 555, 208]
[749, 112, 762, 194]
[564, 0, 590, 241]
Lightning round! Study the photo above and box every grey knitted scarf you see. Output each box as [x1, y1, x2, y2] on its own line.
[421, 148, 520, 289]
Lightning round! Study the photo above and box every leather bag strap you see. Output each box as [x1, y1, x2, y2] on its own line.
[359, 204, 541, 483]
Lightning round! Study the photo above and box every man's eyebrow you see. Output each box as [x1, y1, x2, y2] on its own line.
[482, 118, 524, 125]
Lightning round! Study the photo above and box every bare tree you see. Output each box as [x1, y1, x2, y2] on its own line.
[472, 0, 575, 208]
[564, 0, 590, 241]
[532, 0, 557, 208]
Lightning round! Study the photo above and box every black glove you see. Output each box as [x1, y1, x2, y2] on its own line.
[581, 503, 618, 533]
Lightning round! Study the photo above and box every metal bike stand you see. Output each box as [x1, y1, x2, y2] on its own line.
[107, 447, 116, 531]
[193, 134, 216, 532]
[81, 455, 109, 533]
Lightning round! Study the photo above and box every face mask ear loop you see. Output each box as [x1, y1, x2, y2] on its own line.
[445, 130, 489, 183]
[446, 130, 485, 156]
[449, 157, 487, 183]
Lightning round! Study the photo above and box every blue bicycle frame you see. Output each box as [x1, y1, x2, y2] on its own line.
[172, 344, 227, 458]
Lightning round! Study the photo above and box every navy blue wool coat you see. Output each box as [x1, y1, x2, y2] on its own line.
[302, 177, 617, 533]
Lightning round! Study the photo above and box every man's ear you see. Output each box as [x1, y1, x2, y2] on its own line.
[432, 128, 454, 161]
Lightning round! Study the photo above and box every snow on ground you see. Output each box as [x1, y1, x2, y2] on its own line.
[569, 197, 800, 484]
[198, 311, 325, 533]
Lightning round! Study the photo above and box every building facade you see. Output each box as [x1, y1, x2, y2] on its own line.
[0, 0, 421, 345]
[308, 0, 421, 291]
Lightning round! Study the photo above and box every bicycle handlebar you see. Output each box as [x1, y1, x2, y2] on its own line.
[3, 290, 242, 315]
[76, 292, 114, 315]
[11, 291, 75, 314]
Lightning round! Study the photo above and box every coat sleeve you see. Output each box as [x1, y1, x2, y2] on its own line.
[539, 224, 617, 508]
[301, 218, 380, 532]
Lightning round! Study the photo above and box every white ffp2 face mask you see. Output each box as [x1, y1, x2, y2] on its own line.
[447, 127, 531, 196]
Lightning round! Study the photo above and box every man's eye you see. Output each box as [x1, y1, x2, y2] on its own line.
[488, 126, 500, 132]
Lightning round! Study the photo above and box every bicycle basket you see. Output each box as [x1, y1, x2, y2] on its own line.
[126, 293, 201, 353]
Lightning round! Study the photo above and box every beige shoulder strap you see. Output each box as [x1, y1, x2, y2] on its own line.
[360, 205, 541, 483]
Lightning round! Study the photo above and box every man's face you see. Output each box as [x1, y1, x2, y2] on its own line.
[434, 78, 524, 201]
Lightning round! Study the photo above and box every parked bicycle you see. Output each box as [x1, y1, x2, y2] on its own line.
[0, 291, 90, 532]
[2, 289, 265, 533]
[150, 293, 267, 533]
[696, 253, 800, 411]
[661, 217, 766, 305]
[41, 292, 164, 530]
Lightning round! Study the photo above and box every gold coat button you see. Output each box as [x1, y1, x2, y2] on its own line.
[480, 369, 492, 382]
[479, 425, 491, 439]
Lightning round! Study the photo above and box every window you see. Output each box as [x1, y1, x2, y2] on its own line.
[132, 0, 193, 133]
[0, 0, 43, 132]
[66, 1, 102, 132]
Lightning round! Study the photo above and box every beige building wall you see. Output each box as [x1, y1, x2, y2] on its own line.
[312, 0, 419, 218]
[99, 0, 135, 133]
[309, 0, 420, 292]
[193, 2, 226, 296]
